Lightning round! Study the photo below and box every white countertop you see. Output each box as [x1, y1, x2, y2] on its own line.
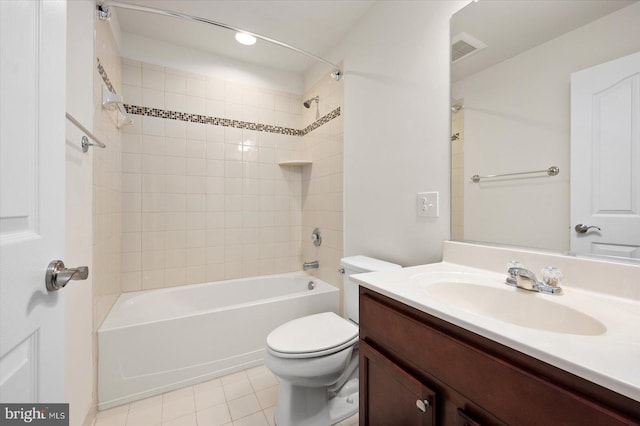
[352, 261, 640, 402]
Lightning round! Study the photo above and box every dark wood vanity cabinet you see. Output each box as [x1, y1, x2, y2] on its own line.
[456, 409, 483, 426]
[361, 342, 437, 426]
[359, 288, 640, 426]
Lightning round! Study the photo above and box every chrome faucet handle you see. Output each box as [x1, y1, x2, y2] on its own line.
[506, 261, 523, 285]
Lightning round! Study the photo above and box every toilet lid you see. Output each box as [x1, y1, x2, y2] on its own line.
[267, 312, 358, 357]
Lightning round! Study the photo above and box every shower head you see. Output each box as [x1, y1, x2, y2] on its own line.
[303, 96, 319, 108]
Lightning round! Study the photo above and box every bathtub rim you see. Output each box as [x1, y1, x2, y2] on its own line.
[99, 271, 338, 332]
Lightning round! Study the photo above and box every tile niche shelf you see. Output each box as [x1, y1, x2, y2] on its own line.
[278, 160, 312, 167]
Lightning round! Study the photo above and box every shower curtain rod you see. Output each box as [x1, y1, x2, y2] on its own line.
[99, 1, 343, 81]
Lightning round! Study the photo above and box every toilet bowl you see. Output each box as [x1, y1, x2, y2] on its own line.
[265, 256, 401, 426]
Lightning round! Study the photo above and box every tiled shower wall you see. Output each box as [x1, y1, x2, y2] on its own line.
[93, 17, 123, 416]
[301, 76, 344, 291]
[119, 60, 311, 290]
[93, 21, 123, 337]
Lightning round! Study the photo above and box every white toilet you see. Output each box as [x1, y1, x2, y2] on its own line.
[265, 256, 401, 426]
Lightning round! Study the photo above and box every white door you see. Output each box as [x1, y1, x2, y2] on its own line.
[570, 51, 640, 260]
[0, 0, 67, 402]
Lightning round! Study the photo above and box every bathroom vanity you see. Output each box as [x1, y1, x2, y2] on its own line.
[359, 288, 639, 425]
[353, 243, 640, 426]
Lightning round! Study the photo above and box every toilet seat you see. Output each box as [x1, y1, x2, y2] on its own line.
[267, 312, 358, 359]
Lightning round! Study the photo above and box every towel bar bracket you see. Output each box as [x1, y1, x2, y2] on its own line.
[66, 112, 106, 152]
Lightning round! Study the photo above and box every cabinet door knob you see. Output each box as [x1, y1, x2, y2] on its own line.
[416, 399, 430, 413]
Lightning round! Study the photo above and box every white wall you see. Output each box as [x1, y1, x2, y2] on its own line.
[338, 1, 468, 266]
[453, 2, 640, 252]
[65, 1, 95, 424]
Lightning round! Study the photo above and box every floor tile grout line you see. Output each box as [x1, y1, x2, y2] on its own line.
[95, 365, 357, 426]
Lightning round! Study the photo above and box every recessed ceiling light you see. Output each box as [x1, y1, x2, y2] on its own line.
[235, 32, 256, 46]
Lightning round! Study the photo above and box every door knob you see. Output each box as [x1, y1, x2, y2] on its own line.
[574, 224, 601, 234]
[45, 260, 88, 291]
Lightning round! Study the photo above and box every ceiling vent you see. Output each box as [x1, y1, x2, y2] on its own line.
[452, 32, 487, 63]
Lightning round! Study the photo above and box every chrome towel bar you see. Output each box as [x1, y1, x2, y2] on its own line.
[66, 112, 107, 152]
[470, 166, 559, 183]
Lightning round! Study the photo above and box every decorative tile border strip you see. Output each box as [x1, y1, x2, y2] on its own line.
[96, 58, 116, 94]
[97, 56, 340, 137]
[300, 108, 341, 136]
[124, 104, 341, 137]
[123, 105, 302, 136]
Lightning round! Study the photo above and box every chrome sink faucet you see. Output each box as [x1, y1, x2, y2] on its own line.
[506, 263, 563, 295]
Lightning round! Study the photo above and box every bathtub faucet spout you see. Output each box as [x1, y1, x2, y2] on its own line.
[303, 261, 319, 270]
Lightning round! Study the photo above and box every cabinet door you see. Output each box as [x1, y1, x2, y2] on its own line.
[457, 409, 483, 426]
[361, 342, 436, 426]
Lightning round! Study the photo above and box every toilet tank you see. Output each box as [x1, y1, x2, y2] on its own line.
[341, 256, 401, 323]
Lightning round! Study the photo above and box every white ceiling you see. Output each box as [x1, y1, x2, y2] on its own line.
[110, 0, 376, 75]
[451, 0, 637, 82]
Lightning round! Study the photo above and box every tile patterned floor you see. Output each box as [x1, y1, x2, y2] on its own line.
[94, 365, 359, 426]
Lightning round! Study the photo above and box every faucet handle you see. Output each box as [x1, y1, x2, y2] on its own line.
[506, 260, 523, 271]
[505, 261, 523, 285]
[541, 266, 563, 287]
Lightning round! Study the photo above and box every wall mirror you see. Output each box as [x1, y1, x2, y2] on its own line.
[450, 0, 640, 263]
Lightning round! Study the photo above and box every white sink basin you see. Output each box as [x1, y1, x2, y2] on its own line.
[352, 262, 640, 401]
[421, 281, 607, 336]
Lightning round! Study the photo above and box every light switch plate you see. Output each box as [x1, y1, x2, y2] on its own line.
[417, 192, 439, 217]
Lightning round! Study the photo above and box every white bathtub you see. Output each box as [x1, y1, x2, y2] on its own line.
[98, 272, 339, 409]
